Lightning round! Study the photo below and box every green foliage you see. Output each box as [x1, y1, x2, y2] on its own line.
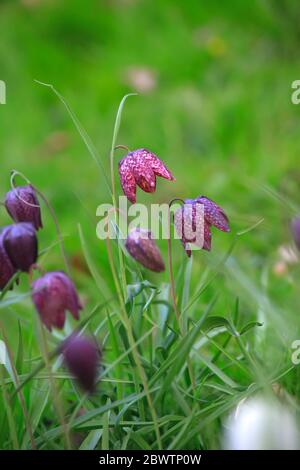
[0, 0, 300, 450]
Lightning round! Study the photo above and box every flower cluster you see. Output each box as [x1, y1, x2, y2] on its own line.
[0, 183, 98, 393]
[1, 147, 230, 394]
[119, 149, 230, 269]
[0, 185, 42, 288]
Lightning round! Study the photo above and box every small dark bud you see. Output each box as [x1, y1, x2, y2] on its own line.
[5, 185, 42, 230]
[62, 334, 100, 393]
[125, 228, 165, 272]
[2, 223, 38, 272]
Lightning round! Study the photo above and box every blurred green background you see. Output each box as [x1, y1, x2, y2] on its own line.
[1, 0, 300, 364]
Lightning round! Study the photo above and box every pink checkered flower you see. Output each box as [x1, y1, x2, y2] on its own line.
[118, 148, 175, 203]
[174, 196, 230, 256]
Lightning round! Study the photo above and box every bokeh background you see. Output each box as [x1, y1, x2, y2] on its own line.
[1, 0, 300, 396]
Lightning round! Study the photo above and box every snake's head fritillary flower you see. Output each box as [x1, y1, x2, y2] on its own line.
[2, 223, 38, 273]
[291, 217, 300, 251]
[174, 195, 230, 257]
[0, 231, 17, 290]
[125, 227, 165, 272]
[32, 271, 82, 331]
[5, 185, 43, 230]
[62, 334, 100, 393]
[118, 148, 175, 203]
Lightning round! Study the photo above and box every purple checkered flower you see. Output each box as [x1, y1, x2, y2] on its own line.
[174, 195, 230, 256]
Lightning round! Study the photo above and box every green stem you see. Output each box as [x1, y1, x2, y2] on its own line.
[105, 234, 162, 449]
[37, 321, 72, 450]
[167, 201, 196, 391]
[0, 322, 36, 449]
[109, 94, 137, 301]
[0, 366, 19, 449]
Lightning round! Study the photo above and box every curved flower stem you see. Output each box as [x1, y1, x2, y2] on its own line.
[105, 231, 162, 449]
[168, 199, 196, 391]
[0, 321, 36, 449]
[10, 170, 71, 276]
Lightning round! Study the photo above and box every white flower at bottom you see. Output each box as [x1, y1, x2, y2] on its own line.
[223, 396, 300, 450]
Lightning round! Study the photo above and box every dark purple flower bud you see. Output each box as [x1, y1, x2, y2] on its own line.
[32, 271, 82, 331]
[119, 148, 175, 203]
[62, 334, 100, 393]
[0, 232, 17, 290]
[291, 218, 300, 251]
[125, 228, 165, 272]
[5, 185, 42, 230]
[174, 195, 230, 257]
[2, 223, 38, 272]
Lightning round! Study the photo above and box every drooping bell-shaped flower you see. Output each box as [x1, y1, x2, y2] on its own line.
[62, 334, 100, 393]
[174, 195, 230, 256]
[2, 223, 38, 272]
[5, 185, 42, 230]
[291, 217, 300, 251]
[125, 228, 165, 272]
[0, 231, 17, 290]
[32, 271, 82, 331]
[119, 148, 175, 203]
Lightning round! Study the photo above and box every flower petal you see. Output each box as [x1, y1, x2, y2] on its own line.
[118, 158, 137, 203]
[142, 149, 175, 181]
[197, 196, 230, 232]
